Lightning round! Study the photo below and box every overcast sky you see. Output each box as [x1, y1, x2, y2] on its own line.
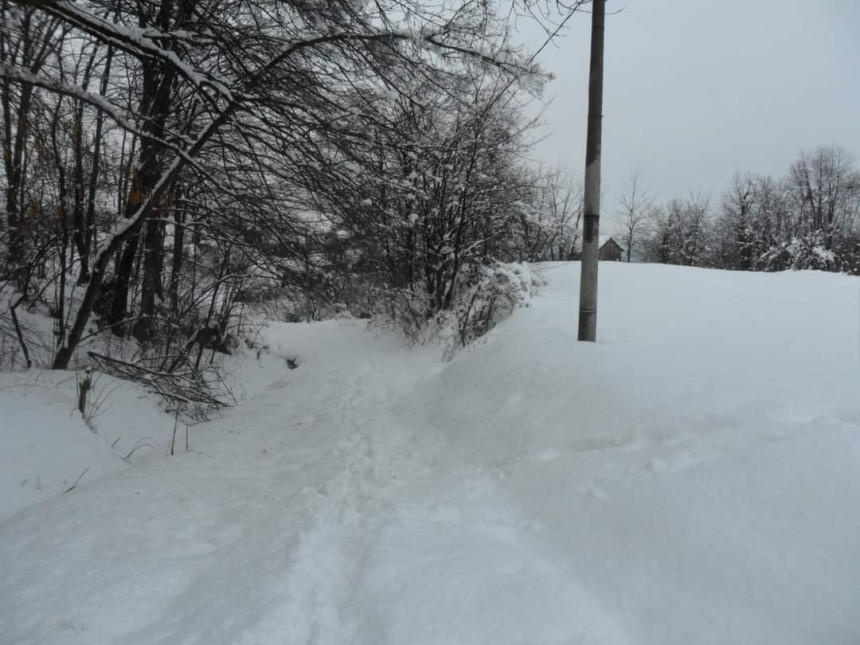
[521, 0, 860, 222]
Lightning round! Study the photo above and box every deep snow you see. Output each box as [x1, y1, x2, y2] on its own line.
[1, 262, 859, 645]
[0, 370, 175, 521]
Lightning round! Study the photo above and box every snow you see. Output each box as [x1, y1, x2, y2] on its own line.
[2, 262, 860, 644]
[0, 371, 176, 521]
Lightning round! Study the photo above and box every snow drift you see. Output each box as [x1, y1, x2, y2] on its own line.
[1, 262, 859, 645]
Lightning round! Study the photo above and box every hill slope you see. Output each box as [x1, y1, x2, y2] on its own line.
[1, 262, 859, 645]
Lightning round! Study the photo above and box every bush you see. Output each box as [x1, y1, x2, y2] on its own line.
[761, 232, 839, 272]
[436, 262, 545, 356]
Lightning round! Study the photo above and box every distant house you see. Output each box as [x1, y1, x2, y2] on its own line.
[598, 235, 625, 261]
[572, 235, 626, 261]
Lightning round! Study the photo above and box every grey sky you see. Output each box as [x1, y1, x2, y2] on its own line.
[522, 0, 860, 222]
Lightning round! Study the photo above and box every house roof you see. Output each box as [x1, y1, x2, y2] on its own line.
[573, 235, 626, 253]
[599, 235, 625, 250]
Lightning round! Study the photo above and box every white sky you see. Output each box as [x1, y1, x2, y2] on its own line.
[520, 0, 860, 222]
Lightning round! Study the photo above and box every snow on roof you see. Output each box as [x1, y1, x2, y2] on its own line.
[573, 235, 625, 252]
[599, 235, 625, 250]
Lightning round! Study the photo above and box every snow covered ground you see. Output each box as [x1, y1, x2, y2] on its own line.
[1, 262, 859, 645]
[0, 370, 175, 521]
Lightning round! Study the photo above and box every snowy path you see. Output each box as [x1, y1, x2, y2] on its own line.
[2, 263, 860, 644]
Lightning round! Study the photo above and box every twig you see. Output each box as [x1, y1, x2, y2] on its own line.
[124, 437, 158, 461]
[170, 405, 180, 456]
[63, 467, 90, 494]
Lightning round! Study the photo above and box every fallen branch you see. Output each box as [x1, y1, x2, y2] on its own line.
[87, 351, 227, 408]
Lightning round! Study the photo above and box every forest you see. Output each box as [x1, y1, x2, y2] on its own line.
[0, 0, 584, 378]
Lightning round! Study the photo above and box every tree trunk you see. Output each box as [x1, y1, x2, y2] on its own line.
[72, 97, 89, 281]
[106, 60, 174, 335]
[3, 82, 34, 288]
[106, 236, 139, 334]
[133, 216, 165, 342]
[168, 207, 185, 313]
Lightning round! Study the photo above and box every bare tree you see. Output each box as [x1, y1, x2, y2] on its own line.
[615, 169, 654, 262]
[786, 145, 860, 249]
[0, 4, 65, 288]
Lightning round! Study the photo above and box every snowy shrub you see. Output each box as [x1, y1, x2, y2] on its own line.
[372, 289, 432, 343]
[761, 232, 839, 272]
[835, 237, 860, 276]
[436, 262, 545, 356]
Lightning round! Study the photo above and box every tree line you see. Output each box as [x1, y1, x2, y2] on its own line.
[616, 145, 860, 274]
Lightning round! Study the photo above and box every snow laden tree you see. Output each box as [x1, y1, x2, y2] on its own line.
[511, 167, 582, 262]
[308, 75, 554, 334]
[708, 146, 860, 273]
[712, 173, 790, 271]
[646, 146, 859, 274]
[646, 193, 711, 267]
[0, 0, 571, 370]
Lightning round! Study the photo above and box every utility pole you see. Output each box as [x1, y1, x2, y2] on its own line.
[577, 0, 605, 341]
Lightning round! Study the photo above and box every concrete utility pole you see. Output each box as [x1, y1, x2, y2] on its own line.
[577, 0, 605, 342]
